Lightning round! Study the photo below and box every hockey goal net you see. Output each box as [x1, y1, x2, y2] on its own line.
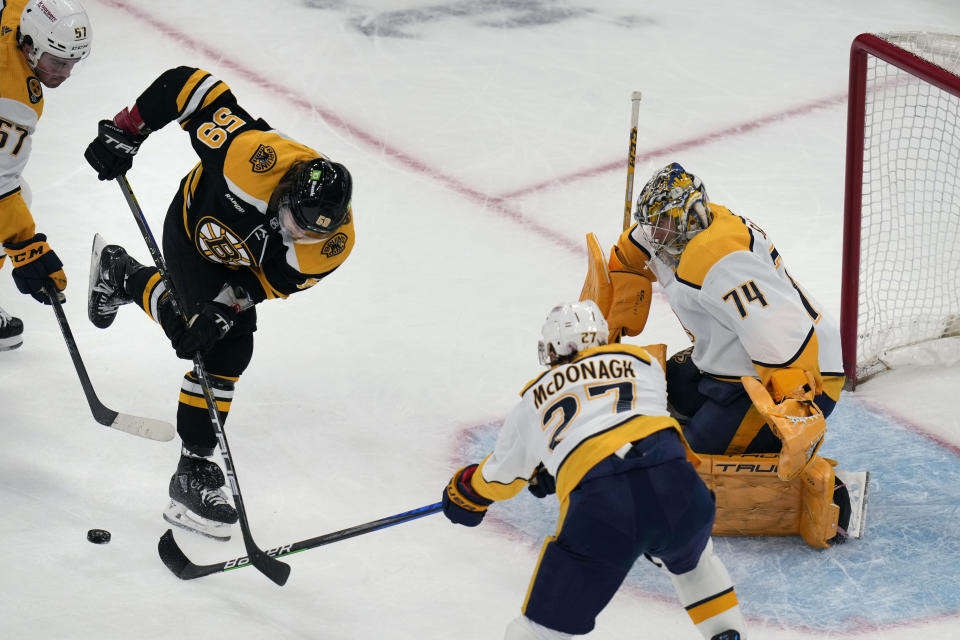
[841, 32, 960, 388]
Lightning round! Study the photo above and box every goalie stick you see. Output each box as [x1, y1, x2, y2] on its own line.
[115, 176, 290, 587]
[43, 282, 174, 442]
[158, 502, 442, 580]
[622, 91, 642, 231]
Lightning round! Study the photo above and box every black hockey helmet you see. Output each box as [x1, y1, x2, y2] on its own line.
[285, 158, 352, 234]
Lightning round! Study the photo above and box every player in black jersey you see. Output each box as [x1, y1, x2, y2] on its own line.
[84, 66, 354, 540]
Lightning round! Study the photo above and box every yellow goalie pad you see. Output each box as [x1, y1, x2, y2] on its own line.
[698, 453, 841, 549]
[579, 233, 652, 343]
[741, 374, 826, 481]
[579, 233, 613, 318]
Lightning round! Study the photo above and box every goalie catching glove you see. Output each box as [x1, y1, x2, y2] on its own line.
[442, 464, 493, 527]
[741, 369, 826, 481]
[579, 232, 652, 343]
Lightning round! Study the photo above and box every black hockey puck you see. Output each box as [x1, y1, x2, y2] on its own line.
[87, 528, 111, 544]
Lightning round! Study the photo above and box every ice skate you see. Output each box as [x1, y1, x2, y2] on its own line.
[163, 453, 238, 541]
[830, 469, 870, 543]
[0, 304, 24, 351]
[87, 233, 141, 329]
[711, 632, 741, 640]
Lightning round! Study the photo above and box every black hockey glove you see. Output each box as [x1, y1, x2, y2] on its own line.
[157, 296, 239, 359]
[2, 234, 66, 304]
[84, 120, 146, 181]
[442, 464, 494, 527]
[526, 463, 556, 499]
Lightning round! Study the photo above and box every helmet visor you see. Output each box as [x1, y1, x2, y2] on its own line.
[287, 160, 351, 235]
[279, 199, 331, 242]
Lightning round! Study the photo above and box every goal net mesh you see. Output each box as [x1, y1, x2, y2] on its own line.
[853, 32, 960, 381]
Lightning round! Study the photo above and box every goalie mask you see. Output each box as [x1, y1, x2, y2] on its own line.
[634, 162, 712, 267]
[279, 158, 352, 237]
[18, 0, 92, 75]
[538, 300, 609, 366]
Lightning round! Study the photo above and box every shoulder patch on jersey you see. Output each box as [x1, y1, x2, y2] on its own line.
[249, 144, 278, 173]
[1, 26, 13, 36]
[26, 77, 42, 104]
[321, 232, 348, 257]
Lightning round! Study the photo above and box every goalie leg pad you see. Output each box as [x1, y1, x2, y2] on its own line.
[699, 453, 802, 536]
[799, 456, 840, 548]
[698, 453, 844, 548]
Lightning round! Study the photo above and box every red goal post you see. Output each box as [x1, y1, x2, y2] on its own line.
[841, 32, 960, 388]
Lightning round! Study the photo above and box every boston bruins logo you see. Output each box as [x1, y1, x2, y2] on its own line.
[194, 218, 254, 266]
[321, 232, 348, 257]
[27, 77, 42, 104]
[249, 144, 277, 173]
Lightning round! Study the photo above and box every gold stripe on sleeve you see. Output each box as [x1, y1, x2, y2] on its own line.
[175, 70, 212, 115]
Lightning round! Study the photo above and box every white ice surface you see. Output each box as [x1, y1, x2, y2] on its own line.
[2, 1, 960, 638]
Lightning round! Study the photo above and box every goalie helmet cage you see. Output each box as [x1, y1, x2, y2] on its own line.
[840, 32, 960, 389]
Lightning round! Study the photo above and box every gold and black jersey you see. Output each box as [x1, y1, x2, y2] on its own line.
[134, 67, 354, 301]
[0, 0, 44, 247]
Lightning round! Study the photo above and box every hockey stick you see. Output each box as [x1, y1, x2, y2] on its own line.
[43, 282, 175, 441]
[622, 91, 643, 231]
[115, 176, 291, 587]
[158, 502, 442, 580]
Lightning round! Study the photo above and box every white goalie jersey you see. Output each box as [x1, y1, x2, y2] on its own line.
[625, 204, 844, 384]
[471, 343, 689, 502]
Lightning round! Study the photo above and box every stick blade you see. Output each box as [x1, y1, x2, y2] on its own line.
[247, 547, 291, 586]
[109, 413, 175, 441]
[158, 529, 193, 579]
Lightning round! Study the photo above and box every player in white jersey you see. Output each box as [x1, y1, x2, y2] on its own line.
[586, 162, 844, 480]
[442, 301, 747, 640]
[0, 0, 91, 349]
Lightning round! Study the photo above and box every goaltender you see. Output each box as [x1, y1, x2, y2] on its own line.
[577, 162, 851, 548]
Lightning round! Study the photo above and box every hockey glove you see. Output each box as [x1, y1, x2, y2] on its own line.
[84, 119, 146, 181]
[2, 234, 66, 304]
[157, 296, 239, 359]
[527, 463, 556, 498]
[742, 373, 826, 481]
[442, 464, 493, 527]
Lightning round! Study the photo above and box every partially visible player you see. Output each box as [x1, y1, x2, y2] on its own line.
[83, 66, 355, 541]
[442, 300, 747, 640]
[0, 0, 92, 349]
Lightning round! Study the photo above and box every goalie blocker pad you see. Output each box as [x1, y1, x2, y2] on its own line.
[697, 453, 869, 549]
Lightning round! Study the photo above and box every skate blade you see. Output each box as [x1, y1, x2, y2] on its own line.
[88, 233, 106, 301]
[0, 338, 24, 351]
[163, 501, 233, 542]
[835, 470, 870, 539]
[88, 234, 111, 328]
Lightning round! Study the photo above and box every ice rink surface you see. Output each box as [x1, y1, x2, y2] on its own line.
[2, 0, 960, 638]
